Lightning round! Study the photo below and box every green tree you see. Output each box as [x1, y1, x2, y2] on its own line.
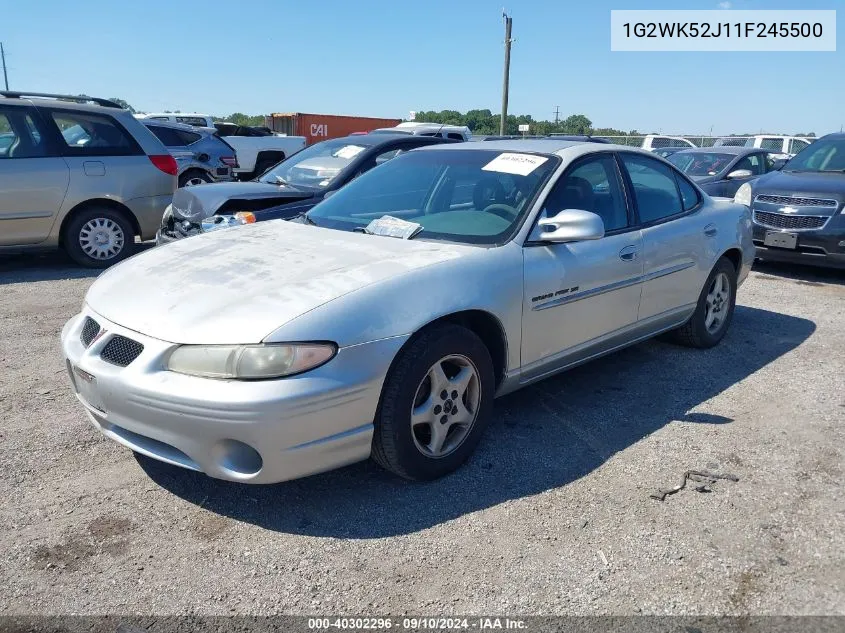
[108, 98, 135, 113]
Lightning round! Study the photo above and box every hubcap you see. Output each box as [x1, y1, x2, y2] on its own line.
[704, 272, 731, 334]
[78, 218, 124, 260]
[185, 177, 205, 187]
[411, 354, 481, 458]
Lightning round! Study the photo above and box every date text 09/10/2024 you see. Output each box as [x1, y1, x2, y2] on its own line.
[307, 617, 528, 630]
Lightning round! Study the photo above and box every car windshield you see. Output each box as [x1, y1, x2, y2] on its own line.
[782, 138, 845, 172]
[668, 152, 734, 176]
[258, 139, 370, 188]
[305, 148, 559, 245]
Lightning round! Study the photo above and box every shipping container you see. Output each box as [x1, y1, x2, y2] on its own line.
[264, 113, 402, 145]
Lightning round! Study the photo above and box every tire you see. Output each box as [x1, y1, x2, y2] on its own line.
[667, 257, 737, 349]
[372, 324, 495, 481]
[62, 207, 136, 269]
[178, 170, 212, 188]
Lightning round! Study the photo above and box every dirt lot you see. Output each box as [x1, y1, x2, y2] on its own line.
[0, 251, 843, 616]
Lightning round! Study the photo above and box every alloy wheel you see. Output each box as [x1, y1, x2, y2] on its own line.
[704, 271, 731, 334]
[410, 354, 481, 458]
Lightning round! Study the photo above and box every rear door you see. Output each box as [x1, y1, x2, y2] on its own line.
[40, 108, 154, 205]
[0, 104, 70, 245]
[618, 153, 711, 324]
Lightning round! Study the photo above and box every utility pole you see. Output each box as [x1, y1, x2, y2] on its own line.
[1, 43, 8, 91]
[499, 11, 513, 135]
[554, 106, 560, 125]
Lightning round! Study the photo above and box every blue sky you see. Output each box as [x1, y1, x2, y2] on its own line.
[2, 0, 842, 135]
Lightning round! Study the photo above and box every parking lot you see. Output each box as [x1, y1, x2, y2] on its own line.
[0, 252, 842, 615]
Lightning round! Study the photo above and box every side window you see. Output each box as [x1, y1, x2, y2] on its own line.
[541, 155, 629, 232]
[373, 148, 402, 165]
[619, 154, 683, 224]
[0, 107, 49, 159]
[49, 111, 141, 156]
[175, 116, 209, 127]
[674, 173, 701, 211]
[177, 130, 201, 145]
[147, 125, 186, 147]
[789, 139, 809, 154]
[734, 154, 764, 175]
[760, 137, 783, 151]
[447, 133, 464, 141]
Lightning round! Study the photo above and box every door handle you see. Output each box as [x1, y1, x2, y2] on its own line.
[704, 224, 718, 237]
[619, 245, 639, 262]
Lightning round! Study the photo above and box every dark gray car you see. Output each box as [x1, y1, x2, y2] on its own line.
[667, 147, 776, 198]
[141, 120, 237, 187]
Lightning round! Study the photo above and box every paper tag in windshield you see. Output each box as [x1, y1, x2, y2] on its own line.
[482, 152, 549, 176]
[333, 145, 366, 159]
[365, 216, 423, 239]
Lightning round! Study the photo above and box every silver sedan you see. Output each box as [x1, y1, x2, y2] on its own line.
[61, 140, 754, 483]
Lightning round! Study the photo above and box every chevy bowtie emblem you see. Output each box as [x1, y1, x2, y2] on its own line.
[779, 206, 798, 214]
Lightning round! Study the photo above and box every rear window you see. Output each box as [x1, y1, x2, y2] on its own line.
[50, 111, 141, 156]
[175, 116, 210, 127]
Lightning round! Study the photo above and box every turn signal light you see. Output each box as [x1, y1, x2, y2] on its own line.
[234, 212, 256, 224]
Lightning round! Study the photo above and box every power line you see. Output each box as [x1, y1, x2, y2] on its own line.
[499, 11, 513, 135]
[554, 106, 560, 125]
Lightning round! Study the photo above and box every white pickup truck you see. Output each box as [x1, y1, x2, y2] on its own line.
[137, 113, 306, 179]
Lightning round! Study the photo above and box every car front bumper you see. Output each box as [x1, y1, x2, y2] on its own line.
[61, 310, 407, 484]
[752, 221, 845, 269]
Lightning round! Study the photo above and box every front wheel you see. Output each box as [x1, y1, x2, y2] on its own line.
[668, 257, 737, 348]
[372, 324, 495, 480]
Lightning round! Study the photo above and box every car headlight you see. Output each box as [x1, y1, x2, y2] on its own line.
[167, 343, 337, 379]
[734, 182, 752, 207]
[201, 212, 257, 233]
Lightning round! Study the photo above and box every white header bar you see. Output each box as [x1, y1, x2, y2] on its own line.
[610, 10, 836, 52]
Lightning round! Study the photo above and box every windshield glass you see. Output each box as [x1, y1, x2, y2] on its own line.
[668, 152, 734, 176]
[258, 139, 369, 188]
[782, 138, 845, 172]
[305, 149, 559, 245]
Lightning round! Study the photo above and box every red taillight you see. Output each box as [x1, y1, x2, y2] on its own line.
[148, 154, 178, 176]
[220, 156, 238, 168]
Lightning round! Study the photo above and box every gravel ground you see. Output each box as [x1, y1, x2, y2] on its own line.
[0, 251, 843, 616]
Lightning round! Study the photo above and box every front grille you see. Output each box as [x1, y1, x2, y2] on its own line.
[100, 335, 144, 367]
[753, 210, 828, 231]
[80, 317, 100, 347]
[755, 194, 837, 208]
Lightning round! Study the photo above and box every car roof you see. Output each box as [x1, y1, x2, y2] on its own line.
[670, 146, 765, 156]
[142, 112, 212, 119]
[820, 132, 845, 140]
[141, 119, 210, 133]
[416, 138, 599, 155]
[325, 133, 449, 147]
[0, 92, 124, 114]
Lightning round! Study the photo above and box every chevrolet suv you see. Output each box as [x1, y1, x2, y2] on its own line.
[0, 92, 176, 267]
[735, 132, 845, 269]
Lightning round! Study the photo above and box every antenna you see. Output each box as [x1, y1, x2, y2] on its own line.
[1, 43, 8, 91]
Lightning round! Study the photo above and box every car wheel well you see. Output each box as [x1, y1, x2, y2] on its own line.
[59, 199, 140, 246]
[405, 311, 508, 389]
[721, 247, 742, 273]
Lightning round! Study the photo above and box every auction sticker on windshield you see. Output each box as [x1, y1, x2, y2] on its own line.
[333, 145, 366, 159]
[483, 153, 549, 176]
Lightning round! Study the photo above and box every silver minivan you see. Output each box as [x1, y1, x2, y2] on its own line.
[0, 92, 176, 267]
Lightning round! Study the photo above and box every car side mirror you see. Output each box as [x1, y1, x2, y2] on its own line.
[537, 209, 605, 243]
[322, 189, 336, 199]
[727, 169, 753, 180]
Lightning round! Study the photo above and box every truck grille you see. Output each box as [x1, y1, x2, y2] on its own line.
[755, 194, 837, 208]
[101, 335, 144, 367]
[80, 317, 101, 347]
[753, 211, 828, 231]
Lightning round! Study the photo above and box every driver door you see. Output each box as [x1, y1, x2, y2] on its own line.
[520, 153, 643, 380]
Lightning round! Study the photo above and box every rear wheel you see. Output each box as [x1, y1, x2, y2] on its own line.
[372, 324, 495, 480]
[62, 207, 136, 268]
[178, 169, 212, 188]
[667, 256, 737, 348]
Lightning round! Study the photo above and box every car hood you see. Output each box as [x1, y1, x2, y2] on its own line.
[170, 181, 316, 220]
[85, 220, 474, 345]
[753, 170, 845, 202]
